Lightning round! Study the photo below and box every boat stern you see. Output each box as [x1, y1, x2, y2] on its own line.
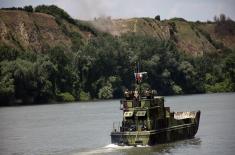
[111, 131, 151, 146]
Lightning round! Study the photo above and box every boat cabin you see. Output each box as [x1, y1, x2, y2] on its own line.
[119, 90, 169, 132]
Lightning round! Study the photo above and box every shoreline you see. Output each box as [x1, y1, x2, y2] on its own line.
[1, 92, 234, 107]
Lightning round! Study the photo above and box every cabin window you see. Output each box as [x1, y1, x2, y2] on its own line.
[124, 111, 134, 117]
[136, 111, 146, 116]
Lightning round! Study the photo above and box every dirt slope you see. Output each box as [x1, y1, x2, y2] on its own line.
[0, 10, 234, 56]
[91, 17, 235, 56]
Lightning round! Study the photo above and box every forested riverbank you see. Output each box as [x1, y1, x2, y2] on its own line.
[0, 5, 234, 106]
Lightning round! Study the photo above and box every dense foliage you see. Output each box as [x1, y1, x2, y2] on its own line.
[1, 5, 33, 12]
[35, 5, 76, 24]
[0, 32, 234, 105]
[0, 5, 234, 106]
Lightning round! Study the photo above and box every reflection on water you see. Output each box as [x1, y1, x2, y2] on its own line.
[149, 138, 201, 155]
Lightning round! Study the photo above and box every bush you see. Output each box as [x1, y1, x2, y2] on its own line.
[205, 78, 233, 93]
[1, 7, 23, 11]
[172, 84, 183, 94]
[98, 83, 113, 99]
[155, 15, 160, 21]
[35, 5, 76, 24]
[56, 92, 75, 102]
[170, 17, 187, 22]
[1, 6, 33, 12]
[0, 45, 19, 61]
[79, 91, 91, 101]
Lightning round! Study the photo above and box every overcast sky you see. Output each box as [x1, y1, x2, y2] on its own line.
[0, 0, 234, 21]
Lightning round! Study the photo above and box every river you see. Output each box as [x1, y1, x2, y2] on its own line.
[0, 93, 235, 155]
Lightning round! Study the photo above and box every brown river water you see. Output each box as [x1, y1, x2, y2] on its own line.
[0, 93, 235, 155]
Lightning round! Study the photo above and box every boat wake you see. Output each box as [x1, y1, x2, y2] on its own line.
[104, 143, 149, 149]
[104, 143, 134, 149]
[75, 144, 149, 155]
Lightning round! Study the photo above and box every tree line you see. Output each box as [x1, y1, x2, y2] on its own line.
[0, 33, 234, 106]
[0, 5, 234, 106]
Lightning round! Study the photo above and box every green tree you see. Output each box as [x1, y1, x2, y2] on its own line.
[98, 82, 113, 99]
[34, 56, 57, 102]
[0, 61, 15, 105]
[23, 5, 33, 12]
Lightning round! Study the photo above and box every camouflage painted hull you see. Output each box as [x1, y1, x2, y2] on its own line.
[111, 111, 200, 146]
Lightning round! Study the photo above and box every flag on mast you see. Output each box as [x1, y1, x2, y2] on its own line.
[134, 72, 147, 84]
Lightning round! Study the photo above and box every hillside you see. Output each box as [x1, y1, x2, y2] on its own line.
[0, 8, 235, 56]
[91, 17, 235, 56]
[0, 6, 234, 106]
[0, 9, 93, 53]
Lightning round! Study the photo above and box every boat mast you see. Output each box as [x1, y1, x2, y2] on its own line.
[134, 62, 147, 100]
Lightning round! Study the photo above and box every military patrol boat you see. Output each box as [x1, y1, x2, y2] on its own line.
[111, 66, 201, 146]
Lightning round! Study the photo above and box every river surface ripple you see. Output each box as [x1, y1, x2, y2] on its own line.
[0, 93, 235, 155]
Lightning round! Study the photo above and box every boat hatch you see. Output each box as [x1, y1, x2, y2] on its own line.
[136, 111, 146, 116]
[124, 111, 134, 117]
[174, 111, 197, 120]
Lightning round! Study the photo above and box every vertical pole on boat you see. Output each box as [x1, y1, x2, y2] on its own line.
[138, 62, 142, 100]
[135, 62, 141, 100]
